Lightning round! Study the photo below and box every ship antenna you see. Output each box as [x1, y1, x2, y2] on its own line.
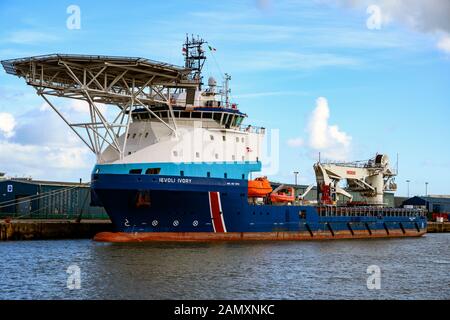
[224, 73, 231, 108]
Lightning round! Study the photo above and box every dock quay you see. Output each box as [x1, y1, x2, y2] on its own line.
[427, 222, 450, 233]
[0, 219, 112, 241]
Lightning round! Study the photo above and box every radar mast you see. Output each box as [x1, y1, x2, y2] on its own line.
[183, 34, 207, 89]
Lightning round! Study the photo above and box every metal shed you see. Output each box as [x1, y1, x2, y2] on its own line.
[402, 195, 450, 214]
[0, 178, 108, 220]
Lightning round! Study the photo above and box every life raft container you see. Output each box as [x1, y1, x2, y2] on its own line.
[248, 177, 273, 197]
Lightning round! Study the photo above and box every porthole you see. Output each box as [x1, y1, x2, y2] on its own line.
[173, 220, 179, 227]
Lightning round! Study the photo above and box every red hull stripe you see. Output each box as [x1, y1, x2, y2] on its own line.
[208, 192, 227, 233]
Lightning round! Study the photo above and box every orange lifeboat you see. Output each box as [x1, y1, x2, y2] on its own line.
[270, 187, 295, 204]
[248, 177, 273, 197]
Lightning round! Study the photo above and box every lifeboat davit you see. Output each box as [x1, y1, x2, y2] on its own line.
[248, 177, 273, 197]
[270, 187, 295, 204]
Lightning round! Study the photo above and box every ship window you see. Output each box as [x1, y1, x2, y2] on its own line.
[222, 114, 229, 126]
[129, 169, 142, 175]
[232, 155, 236, 161]
[145, 132, 149, 138]
[192, 112, 201, 118]
[207, 172, 211, 178]
[181, 112, 190, 118]
[180, 171, 184, 177]
[173, 150, 178, 157]
[127, 134, 130, 139]
[132, 133, 136, 139]
[161, 111, 168, 118]
[203, 112, 213, 119]
[242, 156, 245, 161]
[241, 137, 244, 143]
[213, 113, 221, 121]
[236, 137, 239, 143]
[242, 174, 245, 180]
[196, 152, 200, 158]
[128, 152, 132, 155]
[222, 136, 226, 141]
[224, 173, 228, 178]
[210, 135, 214, 141]
[145, 168, 161, 175]
[215, 154, 219, 159]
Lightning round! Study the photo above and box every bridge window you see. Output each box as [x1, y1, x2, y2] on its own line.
[192, 112, 201, 119]
[213, 113, 221, 121]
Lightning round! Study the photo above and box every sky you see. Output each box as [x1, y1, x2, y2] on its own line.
[0, 0, 449, 197]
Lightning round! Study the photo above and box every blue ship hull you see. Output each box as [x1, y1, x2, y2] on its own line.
[91, 173, 427, 242]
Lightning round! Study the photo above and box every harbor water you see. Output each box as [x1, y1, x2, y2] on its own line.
[0, 234, 449, 300]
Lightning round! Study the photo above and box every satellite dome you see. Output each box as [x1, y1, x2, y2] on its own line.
[208, 77, 217, 87]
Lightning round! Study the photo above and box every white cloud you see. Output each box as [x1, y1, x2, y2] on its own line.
[437, 35, 450, 54]
[307, 97, 351, 160]
[0, 104, 95, 180]
[0, 141, 91, 170]
[0, 112, 16, 138]
[68, 100, 107, 114]
[331, 0, 450, 53]
[287, 137, 304, 147]
[4, 30, 58, 45]
[236, 51, 361, 71]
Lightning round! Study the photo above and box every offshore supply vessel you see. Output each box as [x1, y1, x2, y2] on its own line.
[1, 36, 427, 242]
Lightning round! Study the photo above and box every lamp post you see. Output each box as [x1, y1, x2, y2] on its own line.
[425, 182, 429, 197]
[406, 180, 410, 198]
[293, 171, 299, 186]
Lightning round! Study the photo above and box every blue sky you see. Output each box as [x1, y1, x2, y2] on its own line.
[0, 0, 449, 197]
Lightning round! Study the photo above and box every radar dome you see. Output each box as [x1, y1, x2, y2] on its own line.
[208, 77, 217, 87]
